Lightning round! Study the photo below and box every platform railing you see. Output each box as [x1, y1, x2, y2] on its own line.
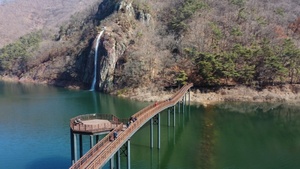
[70, 114, 121, 133]
[70, 83, 193, 169]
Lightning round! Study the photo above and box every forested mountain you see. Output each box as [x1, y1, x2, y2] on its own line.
[0, 0, 300, 95]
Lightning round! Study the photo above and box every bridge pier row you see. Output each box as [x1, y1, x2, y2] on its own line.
[71, 131, 95, 164]
[150, 113, 161, 149]
[70, 130, 109, 165]
[167, 106, 176, 127]
[70, 131, 88, 164]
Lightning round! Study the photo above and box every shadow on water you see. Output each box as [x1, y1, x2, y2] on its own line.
[25, 156, 69, 169]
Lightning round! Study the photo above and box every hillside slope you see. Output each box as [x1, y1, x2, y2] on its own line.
[0, 0, 100, 47]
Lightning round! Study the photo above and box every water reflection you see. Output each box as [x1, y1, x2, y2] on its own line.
[212, 102, 300, 169]
[2, 81, 300, 169]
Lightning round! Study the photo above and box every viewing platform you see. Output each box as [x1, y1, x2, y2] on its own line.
[70, 114, 128, 134]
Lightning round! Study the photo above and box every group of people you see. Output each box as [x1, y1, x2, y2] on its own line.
[127, 116, 137, 127]
[110, 116, 138, 141]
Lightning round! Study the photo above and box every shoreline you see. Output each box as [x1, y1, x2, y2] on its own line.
[2, 77, 300, 106]
[117, 84, 300, 106]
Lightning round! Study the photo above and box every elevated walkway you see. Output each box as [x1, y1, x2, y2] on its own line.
[69, 83, 193, 169]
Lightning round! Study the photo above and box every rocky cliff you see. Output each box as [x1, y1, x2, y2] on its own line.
[83, 0, 152, 92]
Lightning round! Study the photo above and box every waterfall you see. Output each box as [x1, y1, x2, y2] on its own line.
[90, 30, 104, 91]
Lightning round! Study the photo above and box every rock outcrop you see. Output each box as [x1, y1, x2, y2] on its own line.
[84, 0, 152, 92]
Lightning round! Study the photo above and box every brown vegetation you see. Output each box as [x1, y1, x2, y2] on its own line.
[0, 0, 101, 47]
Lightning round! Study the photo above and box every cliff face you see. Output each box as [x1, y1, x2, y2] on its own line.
[84, 0, 150, 92]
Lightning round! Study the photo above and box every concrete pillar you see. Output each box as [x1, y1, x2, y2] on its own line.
[117, 150, 121, 169]
[90, 135, 94, 149]
[183, 97, 185, 114]
[150, 118, 153, 148]
[168, 108, 170, 126]
[173, 105, 176, 127]
[188, 89, 191, 105]
[96, 135, 99, 143]
[158, 113, 161, 149]
[178, 100, 181, 113]
[79, 134, 83, 157]
[70, 129, 75, 164]
[127, 140, 131, 169]
[74, 133, 78, 162]
[110, 156, 114, 169]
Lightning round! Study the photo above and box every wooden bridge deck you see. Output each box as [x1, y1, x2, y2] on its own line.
[69, 83, 193, 169]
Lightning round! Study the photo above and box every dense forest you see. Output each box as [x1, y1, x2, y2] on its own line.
[1, 0, 300, 92]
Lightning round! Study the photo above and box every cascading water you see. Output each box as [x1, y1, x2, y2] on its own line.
[90, 30, 105, 91]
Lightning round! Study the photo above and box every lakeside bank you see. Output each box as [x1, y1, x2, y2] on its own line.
[118, 84, 300, 107]
[2, 77, 300, 106]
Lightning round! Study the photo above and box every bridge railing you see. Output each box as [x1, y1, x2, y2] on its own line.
[133, 84, 191, 120]
[70, 83, 193, 169]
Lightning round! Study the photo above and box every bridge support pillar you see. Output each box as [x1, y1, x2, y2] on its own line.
[70, 129, 78, 164]
[158, 113, 161, 149]
[127, 140, 131, 169]
[178, 100, 181, 113]
[79, 135, 83, 157]
[96, 135, 99, 143]
[168, 108, 171, 126]
[183, 97, 185, 114]
[150, 118, 154, 148]
[188, 89, 191, 105]
[90, 135, 94, 149]
[117, 149, 121, 169]
[70, 129, 74, 164]
[110, 156, 114, 169]
[173, 105, 176, 127]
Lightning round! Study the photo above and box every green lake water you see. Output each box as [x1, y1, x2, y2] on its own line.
[0, 81, 300, 169]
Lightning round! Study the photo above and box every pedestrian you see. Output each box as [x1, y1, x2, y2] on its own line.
[113, 131, 118, 140]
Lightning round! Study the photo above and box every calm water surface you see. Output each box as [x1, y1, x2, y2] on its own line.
[1, 81, 300, 169]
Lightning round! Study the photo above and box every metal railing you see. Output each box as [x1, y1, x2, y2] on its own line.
[70, 83, 193, 169]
